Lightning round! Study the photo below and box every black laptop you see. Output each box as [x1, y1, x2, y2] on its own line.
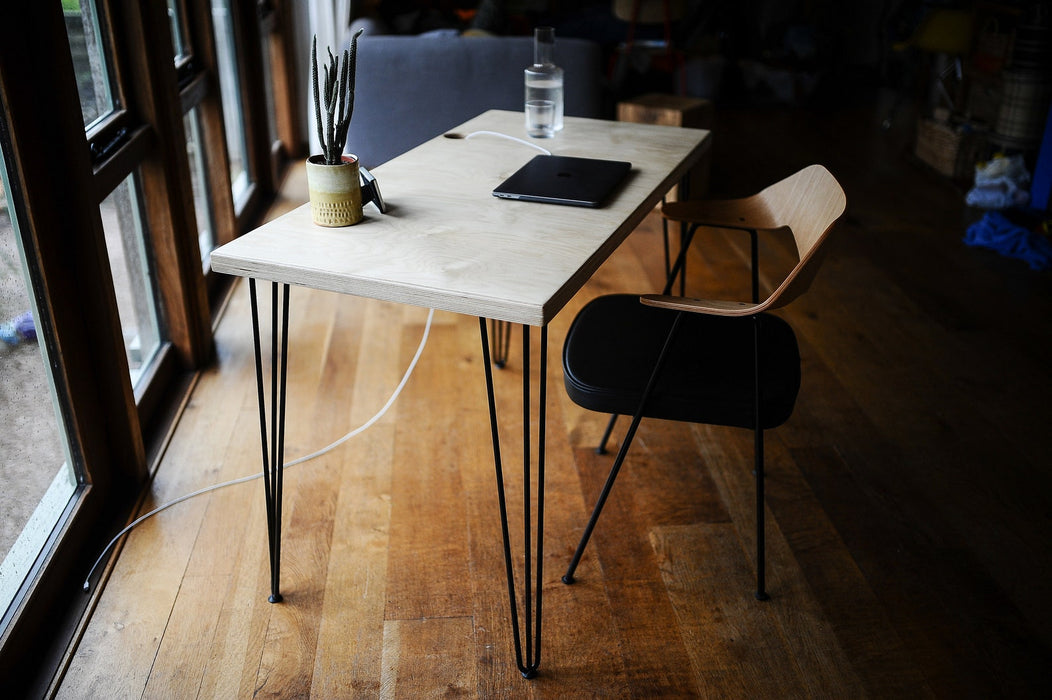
[492, 155, 631, 208]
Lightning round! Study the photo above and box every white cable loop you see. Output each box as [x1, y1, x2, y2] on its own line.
[84, 307, 436, 592]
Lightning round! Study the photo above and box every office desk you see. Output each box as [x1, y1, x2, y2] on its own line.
[210, 109, 709, 677]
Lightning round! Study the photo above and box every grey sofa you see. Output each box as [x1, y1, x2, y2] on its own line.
[346, 33, 604, 168]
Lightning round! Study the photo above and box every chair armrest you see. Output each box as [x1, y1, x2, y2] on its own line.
[640, 294, 764, 317]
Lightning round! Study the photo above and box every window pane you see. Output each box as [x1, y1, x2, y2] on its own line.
[99, 174, 163, 389]
[212, 0, 252, 207]
[184, 110, 216, 269]
[167, 0, 190, 61]
[258, 20, 279, 148]
[64, 0, 117, 129]
[0, 144, 78, 628]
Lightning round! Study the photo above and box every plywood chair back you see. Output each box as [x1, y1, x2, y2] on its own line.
[649, 164, 846, 317]
[760, 164, 847, 310]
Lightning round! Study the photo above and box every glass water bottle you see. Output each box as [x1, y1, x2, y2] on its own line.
[525, 26, 564, 132]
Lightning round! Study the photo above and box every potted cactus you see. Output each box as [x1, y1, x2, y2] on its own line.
[306, 28, 365, 227]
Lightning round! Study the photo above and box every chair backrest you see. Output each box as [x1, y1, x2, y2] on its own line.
[644, 164, 845, 318]
[759, 164, 846, 311]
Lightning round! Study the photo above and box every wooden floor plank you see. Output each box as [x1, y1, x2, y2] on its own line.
[309, 300, 413, 698]
[245, 288, 356, 697]
[142, 573, 231, 697]
[685, 423, 875, 696]
[195, 489, 272, 699]
[652, 521, 808, 698]
[385, 321, 474, 621]
[759, 439, 926, 697]
[380, 617, 476, 697]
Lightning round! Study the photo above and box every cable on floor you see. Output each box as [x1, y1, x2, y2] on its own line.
[83, 306, 436, 592]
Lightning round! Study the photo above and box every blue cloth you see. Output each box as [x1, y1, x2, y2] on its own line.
[0, 311, 35, 345]
[964, 212, 1052, 270]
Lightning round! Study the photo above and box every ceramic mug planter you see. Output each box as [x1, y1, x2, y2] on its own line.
[306, 154, 363, 227]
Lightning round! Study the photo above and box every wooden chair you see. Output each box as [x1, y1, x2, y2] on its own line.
[561, 164, 847, 599]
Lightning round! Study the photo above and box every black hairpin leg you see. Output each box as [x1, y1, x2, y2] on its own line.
[489, 319, 513, 368]
[249, 279, 290, 604]
[479, 318, 546, 679]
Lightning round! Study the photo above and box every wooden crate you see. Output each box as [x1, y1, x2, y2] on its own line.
[618, 93, 713, 198]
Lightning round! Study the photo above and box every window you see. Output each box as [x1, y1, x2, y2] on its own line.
[211, 0, 253, 210]
[67, 0, 118, 129]
[67, 0, 169, 391]
[0, 151, 79, 634]
[184, 109, 217, 271]
[0, 2, 298, 691]
[170, 0, 283, 281]
[258, 0, 301, 179]
[99, 173, 164, 388]
[168, 0, 191, 61]
[258, 11, 280, 150]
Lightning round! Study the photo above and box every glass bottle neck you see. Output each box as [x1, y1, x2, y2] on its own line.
[534, 27, 555, 65]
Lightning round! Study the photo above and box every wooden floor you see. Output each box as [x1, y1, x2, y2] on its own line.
[55, 95, 1052, 698]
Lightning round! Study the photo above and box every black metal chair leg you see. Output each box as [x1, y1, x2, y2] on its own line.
[754, 425, 768, 601]
[676, 172, 691, 297]
[679, 221, 687, 296]
[564, 312, 685, 585]
[753, 315, 769, 601]
[596, 413, 618, 455]
[249, 279, 290, 604]
[662, 223, 699, 296]
[563, 410, 641, 585]
[749, 229, 760, 304]
[661, 199, 671, 286]
[479, 318, 546, 678]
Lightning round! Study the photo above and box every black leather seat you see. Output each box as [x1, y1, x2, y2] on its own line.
[563, 295, 801, 430]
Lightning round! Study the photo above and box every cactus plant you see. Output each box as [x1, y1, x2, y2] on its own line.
[312, 28, 364, 165]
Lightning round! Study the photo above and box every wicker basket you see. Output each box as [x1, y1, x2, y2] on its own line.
[915, 118, 984, 179]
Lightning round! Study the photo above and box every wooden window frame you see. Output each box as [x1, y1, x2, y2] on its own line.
[0, 5, 148, 693]
[0, 0, 299, 692]
[180, 0, 299, 304]
[260, 0, 305, 179]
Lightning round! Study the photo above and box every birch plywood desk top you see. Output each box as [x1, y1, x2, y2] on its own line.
[211, 110, 710, 326]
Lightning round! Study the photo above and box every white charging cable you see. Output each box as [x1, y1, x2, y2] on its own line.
[84, 306, 436, 592]
[465, 130, 552, 155]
